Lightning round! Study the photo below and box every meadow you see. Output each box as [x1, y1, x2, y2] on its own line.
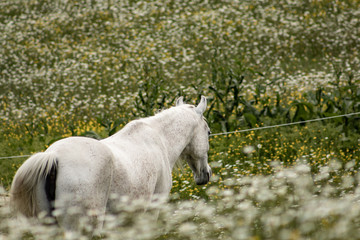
[1, 0, 360, 239]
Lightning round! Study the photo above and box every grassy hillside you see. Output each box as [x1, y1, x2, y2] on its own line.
[1, 0, 360, 239]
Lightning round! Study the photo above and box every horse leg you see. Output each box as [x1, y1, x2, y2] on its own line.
[55, 166, 113, 232]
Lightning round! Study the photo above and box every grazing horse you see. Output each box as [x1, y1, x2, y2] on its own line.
[10, 96, 211, 230]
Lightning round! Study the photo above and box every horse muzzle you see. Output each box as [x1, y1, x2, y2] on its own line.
[195, 165, 212, 185]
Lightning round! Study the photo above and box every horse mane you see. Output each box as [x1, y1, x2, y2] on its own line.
[151, 104, 209, 133]
[154, 104, 195, 116]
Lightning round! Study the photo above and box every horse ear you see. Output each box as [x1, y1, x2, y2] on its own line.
[176, 96, 184, 106]
[195, 96, 207, 115]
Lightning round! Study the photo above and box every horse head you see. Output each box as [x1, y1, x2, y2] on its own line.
[177, 96, 212, 185]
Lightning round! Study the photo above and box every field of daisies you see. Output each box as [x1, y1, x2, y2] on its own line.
[1, 0, 360, 239]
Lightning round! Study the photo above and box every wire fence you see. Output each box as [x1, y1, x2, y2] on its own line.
[1, 112, 359, 160]
[0, 155, 31, 160]
[210, 112, 360, 136]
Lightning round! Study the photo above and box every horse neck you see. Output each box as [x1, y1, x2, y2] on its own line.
[150, 107, 197, 168]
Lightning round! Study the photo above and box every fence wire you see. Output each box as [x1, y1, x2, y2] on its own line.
[1, 112, 359, 160]
[210, 112, 360, 137]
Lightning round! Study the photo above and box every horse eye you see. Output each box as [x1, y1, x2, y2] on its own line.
[208, 130, 211, 136]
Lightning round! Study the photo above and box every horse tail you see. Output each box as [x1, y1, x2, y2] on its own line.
[10, 152, 58, 217]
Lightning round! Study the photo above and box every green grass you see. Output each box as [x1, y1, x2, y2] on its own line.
[1, 0, 360, 239]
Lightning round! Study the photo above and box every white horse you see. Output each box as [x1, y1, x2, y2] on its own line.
[10, 96, 211, 231]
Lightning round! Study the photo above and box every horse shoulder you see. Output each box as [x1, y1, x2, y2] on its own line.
[102, 129, 172, 199]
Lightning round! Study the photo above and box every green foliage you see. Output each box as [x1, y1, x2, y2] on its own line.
[97, 115, 125, 137]
[206, 63, 360, 134]
[208, 62, 246, 132]
[134, 64, 177, 117]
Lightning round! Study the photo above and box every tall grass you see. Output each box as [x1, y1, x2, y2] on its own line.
[1, 0, 360, 238]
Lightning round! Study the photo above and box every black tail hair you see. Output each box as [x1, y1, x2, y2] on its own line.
[45, 160, 57, 215]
